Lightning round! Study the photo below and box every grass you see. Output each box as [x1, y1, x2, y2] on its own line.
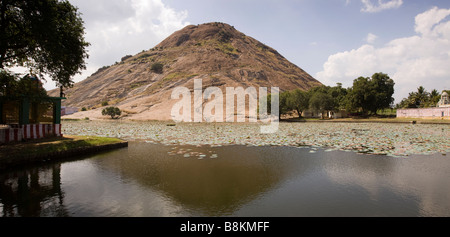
[0, 135, 126, 161]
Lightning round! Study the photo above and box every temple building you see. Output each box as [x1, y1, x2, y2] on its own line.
[0, 75, 64, 143]
[437, 91, 450, 107]
[397, 91, 450, 119]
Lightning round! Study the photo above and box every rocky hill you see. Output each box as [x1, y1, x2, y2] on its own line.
[49, 22, 322, 120]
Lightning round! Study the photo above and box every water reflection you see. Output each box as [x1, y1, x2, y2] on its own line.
[0, 164, 68, 217]
[89, 143, 312, 216]
[0, 143, 450, 217]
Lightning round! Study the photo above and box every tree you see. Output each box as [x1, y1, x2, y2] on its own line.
[262, 91, 289, 120]
[347, 73, 394, 115]
[429, 89, 440, 104]
[371, 72, 395, 111]
[102, 107, 121, 119]
[0, 69, 47, 97]
[0, 0, 89, 88]
[329, 83, 348, 111]
[309, 90, 334, 119]
[286, 89, 310, 118]
[408, 86, 430, 108]
[396, 87, 441, 108]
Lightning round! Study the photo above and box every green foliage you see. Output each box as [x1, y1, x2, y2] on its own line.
[218, 30, 233, 43]
[101, 101, 109, 106]
[346, 73, 395, 115]
[309, 88, 335, 118]
[0, 70, 47, 98]
[121, 55, 133, 62]
[262, 91, 291, 119]
[285, 89, 310, 118]
[0, 0, 90, 88]
[150, 63, 164, 74]
[81, 107, 87, 111]
[102, 107, 121, 119]
[396, 87, 443, 108]
[276, 73, 393, 118]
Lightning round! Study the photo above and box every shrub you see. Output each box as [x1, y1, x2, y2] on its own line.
[81, 107, 87, 111]
[101, 101, 109, 106]
[121, 55, 132, 62]
[150, 63, 164, 74]
[102, 107, 121, 119]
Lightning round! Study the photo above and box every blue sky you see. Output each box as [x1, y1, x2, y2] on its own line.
[58, 0, 450, 103]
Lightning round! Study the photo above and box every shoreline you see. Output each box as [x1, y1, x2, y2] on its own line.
[62, 117, 450, 125]
[0, 135, 128, 171]
[281, 118, 450, 125]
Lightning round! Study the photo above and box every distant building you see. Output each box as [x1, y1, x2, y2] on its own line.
[437, 91, 450, 107]
[397, 91, 450, 119]
[61, 106, 78, 116]
[301, 110, 348, 119]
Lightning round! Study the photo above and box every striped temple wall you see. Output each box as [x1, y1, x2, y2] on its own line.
[0, 124, 61, 144]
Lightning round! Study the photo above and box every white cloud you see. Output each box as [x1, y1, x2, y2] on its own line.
[316, 7, 450, 103]
[366, 33, 378, 44]
[41, 0, 189, 90]
[361, 0, 403, 13]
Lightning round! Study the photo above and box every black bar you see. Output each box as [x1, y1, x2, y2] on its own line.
[0, 217, 448, 236]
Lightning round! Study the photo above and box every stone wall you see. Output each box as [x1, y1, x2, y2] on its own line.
[397, 107, 450, 119]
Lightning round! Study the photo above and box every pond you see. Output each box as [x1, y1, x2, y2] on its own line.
[1, 142, 449, 217]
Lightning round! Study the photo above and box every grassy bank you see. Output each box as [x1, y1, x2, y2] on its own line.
[0, 135, 128, 170]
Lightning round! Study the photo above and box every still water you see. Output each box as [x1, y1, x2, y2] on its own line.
[1, 142, 450, 217]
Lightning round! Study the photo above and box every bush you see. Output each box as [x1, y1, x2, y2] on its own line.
[102, 107, 121, 119]
[121, 55, 132, 62]
[81, 107, 87, 111]
[150, 63, 164, 74]
[101, 101, 109, 106]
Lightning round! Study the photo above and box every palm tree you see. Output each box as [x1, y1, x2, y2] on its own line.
[412, 86, 430, 108]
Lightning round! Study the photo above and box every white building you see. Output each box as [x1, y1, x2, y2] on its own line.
[61, 106, 78, 116]
[438, 91, 450, 108]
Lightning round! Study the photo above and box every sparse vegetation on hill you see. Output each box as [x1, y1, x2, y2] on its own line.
[150, 63, 164, 74]
[48, 22, 322, 120]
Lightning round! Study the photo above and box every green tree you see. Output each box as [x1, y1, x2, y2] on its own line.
[371, 72, 395, 111]
[102, 107, 121, 119]
[262, 91, 290, 120]
[286, 89, 310, 118]
[329, 83, 348, 111]
[429, 89, 441, 106]
[347, 73, 395, 115]
[0, 0, 89, 88]
[409, 86, 429, 108]
[0, 70, 47, 97]
[396, 87, 440, 108]
[309, 90, 334, 119]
